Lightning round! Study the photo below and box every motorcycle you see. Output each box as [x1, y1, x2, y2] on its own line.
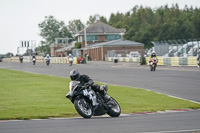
[68, 57, 73, 66]
[66, 81, 121, 118]
[198, 61, 200, 68]
[32, 58, 36, 65]
[19, 57, 23, 63]
[46, 58, 50, 66]
[149, 57, 158, 71]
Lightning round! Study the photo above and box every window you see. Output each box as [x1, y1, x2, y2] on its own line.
[63, 40, 67, 44]
[86, 35, 98, 41]
[105, 35, 119, 41]
[57, 39, 62, 44]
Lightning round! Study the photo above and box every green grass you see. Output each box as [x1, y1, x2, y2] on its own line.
[0, 69, 200, 120]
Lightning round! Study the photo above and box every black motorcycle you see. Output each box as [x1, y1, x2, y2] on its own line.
[66, 81, 121, 118]
[19, 56, 23, 63]
[46, 58, 50, 66]
[32, 58, 36, 65]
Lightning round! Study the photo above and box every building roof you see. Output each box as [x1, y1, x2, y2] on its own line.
[78, 21, 126, 35]
[82, 39, 144, 50]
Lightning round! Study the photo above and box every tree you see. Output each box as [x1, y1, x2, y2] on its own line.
[74, 42, 82, 49]
[86, 14, 108, 25]
[38, 16, 72, 45]
[107, 4, 200, 48]
[87, 15, 96, 25]
[68, 19, 84, 37]
[35, 41, 50, 56]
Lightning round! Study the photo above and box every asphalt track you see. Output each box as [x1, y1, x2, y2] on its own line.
[0, 61, 200, 133]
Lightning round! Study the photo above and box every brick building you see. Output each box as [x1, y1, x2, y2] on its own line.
[76, 20, 126, 48]
[76, 21, 144, 60]
[51, 21, 145, 59]
[83, 39, 144, 61]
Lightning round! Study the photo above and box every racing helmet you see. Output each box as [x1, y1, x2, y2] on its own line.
[152, 51, 156, 54]
[69, 54, 72, 56]
[70, 69, 80, 81]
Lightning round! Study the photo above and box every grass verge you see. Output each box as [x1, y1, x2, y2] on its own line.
[0, 69, 200, 120]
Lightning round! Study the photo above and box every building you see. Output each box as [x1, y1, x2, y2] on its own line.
[76, 20, 144, 60]
[83, 39, 144, 61]
[76, 20, 126, 48]
[51, 21, 145, 60]
[50, 38, 72, 57]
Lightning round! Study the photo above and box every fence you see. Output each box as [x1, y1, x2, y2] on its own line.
[145, 57, 197, 66]
[151, 39, 200, 57]
[2, 56, 198, 66]
[106, 57, 140, 63]
[106, 56, 198, 66]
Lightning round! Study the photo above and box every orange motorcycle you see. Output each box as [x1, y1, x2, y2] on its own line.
[149, 57, 158, 71]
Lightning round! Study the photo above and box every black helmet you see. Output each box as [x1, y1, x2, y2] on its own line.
[70, 69, 80, 81]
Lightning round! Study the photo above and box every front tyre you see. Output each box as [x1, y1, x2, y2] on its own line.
[107, 98, 121, 117]
[74, 98, 92, 118]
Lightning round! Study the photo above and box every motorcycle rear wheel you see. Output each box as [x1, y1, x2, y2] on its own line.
[74, 98, 92, 118]
[107, 98, 121, 117]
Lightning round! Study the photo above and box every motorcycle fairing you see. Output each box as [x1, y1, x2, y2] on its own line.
[81, 89, 98, 106]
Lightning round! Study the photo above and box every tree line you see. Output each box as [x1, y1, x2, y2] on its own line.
[38, 4, 200, 53]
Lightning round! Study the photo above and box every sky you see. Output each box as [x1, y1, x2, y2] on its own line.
[1, 0, 200, 55]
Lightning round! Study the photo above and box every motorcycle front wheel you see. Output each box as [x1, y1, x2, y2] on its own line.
[74, 98, 92, 118]
[107, 98, 121, 117]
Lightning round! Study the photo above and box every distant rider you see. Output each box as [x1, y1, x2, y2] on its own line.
[45, 54, 50, 60]
[149, 51, 158, 61]
[149, 51, 158, 67]
[32, 54, 36, 65]
[149, 51, 157, 59]
[68, 54, 73, 66]
[19, 55, 23, 63]
[32, 54, 36, 60]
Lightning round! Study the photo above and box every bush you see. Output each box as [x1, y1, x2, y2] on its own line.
[74, 42, 82, 49]
[140, 57, 146, 65]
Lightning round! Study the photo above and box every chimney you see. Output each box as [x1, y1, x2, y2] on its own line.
[95, 15, 100, 22]
[120, 32, 124, 40]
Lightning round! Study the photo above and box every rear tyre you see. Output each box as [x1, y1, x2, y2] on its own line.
[74, 98, 92, 118]
[107, 98, 121, 117]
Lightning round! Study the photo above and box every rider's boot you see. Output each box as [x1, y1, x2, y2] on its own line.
[100, 85, 110, 102]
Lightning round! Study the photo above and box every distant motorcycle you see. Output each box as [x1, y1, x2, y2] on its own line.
[149, 57, 158, 71]
[32, 58, 36, 65]
[68, 57, 73, 66]
[19, 57, 23, 63]
[46, 58, 50, 66]
[66, 81, 121, 118]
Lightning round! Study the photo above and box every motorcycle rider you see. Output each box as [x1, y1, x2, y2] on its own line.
[68, 54, 73, 66]
[149, 51, 157, 59]
[32, 54, 36, 65]
[45, 54, 50, 60]
[69, 69, 110, 110]
[149, 51, 158, 63]
[19, 55, 23, 63]
[45, 54, 51, 65]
